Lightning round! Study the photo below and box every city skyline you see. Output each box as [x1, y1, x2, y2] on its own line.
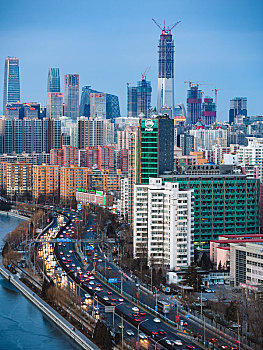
[0, 0, 262, 119]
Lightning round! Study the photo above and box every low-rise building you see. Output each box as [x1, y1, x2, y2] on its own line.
[76, 188, 113, 208]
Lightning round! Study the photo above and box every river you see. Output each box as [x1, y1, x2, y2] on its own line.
[0, 213, 82, 350]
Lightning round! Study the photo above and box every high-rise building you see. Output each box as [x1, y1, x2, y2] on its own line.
[46, 92, 63, 119]
[90, 93, 107, 119]
[3, 57, 20, 114]
[4, 102, 40, 119]
[201, 97, 216, 125]
[127, 76, 152, 117]
[186, 85, 202, 125]
[229, 97, 247, 125]
[12, 118, 23, 154]
[154, 21, 180, 114]
[64, 74, 79, 120]
[32, 165, 60, 200]
[47, 68, 60, 93]
[79, 86, 120, 119]
[0, 162, 32, 196]
[178, 133, 194, 155]
[133, 178, 194, 269]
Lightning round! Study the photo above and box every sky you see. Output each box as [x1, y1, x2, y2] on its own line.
[0, 0, 262, 120]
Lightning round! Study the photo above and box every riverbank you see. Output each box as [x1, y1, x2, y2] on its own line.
[0, 211, 99, 350]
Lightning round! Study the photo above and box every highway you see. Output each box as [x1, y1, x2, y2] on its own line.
[39, 208, 202, 350]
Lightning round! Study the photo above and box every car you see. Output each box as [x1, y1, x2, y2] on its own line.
[153, 318, 161, 323]
[126, 330, 134, 336]
[118, 323, 124, 329]
[134, 318, 141, 322]
[66, 264, 70, 268]
[89, 281, 94, 285]
[220, 347, 228, 350]
[183, 321, 188, 326]
[132, 307, 139, 312]
[95, 287, 102, 291]
[185, 346, 195, 349]
[90, 276, 95, 280]
[72, 263, 76, 267]
[103, 296, 109, 301]
[165, 340, 172, 345]
[98, 259, 102, 262]
[139, 332, 147, 340]
[159, 330, 167, 335]
[62, 257, 66, 260]
[107, 267, 112, 270]
[60, 252, 63, 255]
[107, 291, 112, 295]
[132, 313, 139, 317]
[118, 298, 124, 302]
[88, 286, 93, 290]
[97, 284, 102, 287]
[111, 302, 117, 306]
[139, 312, 146, 316]
[151, 331, 158, 338]
[205, 288, 215, 293]
[174, 340, 183, 346]
[111, 298, 117, 302]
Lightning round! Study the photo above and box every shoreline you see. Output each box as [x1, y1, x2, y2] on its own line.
[0, 211, 99, 350]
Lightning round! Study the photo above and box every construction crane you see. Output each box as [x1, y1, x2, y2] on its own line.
[212, 88, 224, 106]
[184, 81, 193, 89]
[141, 66, 151, 81]
[152, 18, 181, 34]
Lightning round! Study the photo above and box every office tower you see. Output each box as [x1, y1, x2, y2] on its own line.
[5, 102, 40, 119]
[153, 20, 180, 114]
[32, 118, 42, 153]
[23, 118, 33, 153]
[127, 76, 152, 118]
[79, 86, 120, 119]
[64, 74, 79, 120]
[161, 166, 260, 248]
[32, 165, 60, 200]
[46, 92, 63, 119]
[51, 118, 62, 149]
[186, 85, 202, 125]
[229, 97, 247, 124]
[4, 119, 13, 154]
[178, 133, 194, 155]
[139, 116, 174, 184]
[133, 178, 194, 269]
[90, 93, 107, 119]
[12, 118, 23, 154]
[201, 97, 216, 125]
[3, 57, 20, 113]
[47, 68, 60, 93]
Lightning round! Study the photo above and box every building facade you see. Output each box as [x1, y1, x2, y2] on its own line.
[47, 68, 60, 93]
[229, 97, 247, 125]
[64, 74, 79, 120]
[32, 165, 60, 200]
[46, 92, 63, 119]
[133, 178, 194, 270]
[3, 57, 20, 113]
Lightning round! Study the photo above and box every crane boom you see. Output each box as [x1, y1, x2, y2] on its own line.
[169, 21, 181, 31]
[152, 18, 163, 31]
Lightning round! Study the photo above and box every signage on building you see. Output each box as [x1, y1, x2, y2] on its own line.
[108, 278, 118, 283]
[77, 203, 82, 211]
[145, 119, 155, 131]
[86, 245, 94, 251]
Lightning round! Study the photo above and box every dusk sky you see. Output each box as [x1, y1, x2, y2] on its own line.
[1, 0, 262, 120]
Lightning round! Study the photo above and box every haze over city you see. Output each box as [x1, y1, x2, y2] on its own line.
[1, 0, 262, 119]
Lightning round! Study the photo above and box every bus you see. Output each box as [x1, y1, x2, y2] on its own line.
[157, 300, 171, 314]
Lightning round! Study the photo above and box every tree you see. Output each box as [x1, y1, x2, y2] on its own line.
[181, 265, 202, 292]
[218, 261, 222, 271]
[225, 301, 237, 322]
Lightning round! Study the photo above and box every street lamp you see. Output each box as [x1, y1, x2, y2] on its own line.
[137, 319, 148, 344]
[155, 336, 167, 350]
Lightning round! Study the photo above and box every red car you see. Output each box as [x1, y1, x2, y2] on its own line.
[151, 331, 158, 337]
[159, 330, 167, 335]
[107, 291, 112, 295]
[111, 298, 117, 302]
[134, 318, 141, 322]
[185, 346, 195, 349]
[132, 313, 139, 317]
[139, 312, 146, 316]
[111, 302, 117, 306]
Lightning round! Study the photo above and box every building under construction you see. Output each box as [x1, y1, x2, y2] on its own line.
[127, 76, 152, 117]
[201, 97, 216, 125]
[186, 85, 203, 125]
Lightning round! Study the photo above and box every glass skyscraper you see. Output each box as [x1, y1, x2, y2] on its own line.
[229, 97, 247, 124]
[3, 57, 20, 113]
[47, 68, 60, 93]
[64, 74, 79, 120]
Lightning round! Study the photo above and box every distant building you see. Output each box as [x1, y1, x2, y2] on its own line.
[5, 102, 40, 119]
[178, 133, 194, 155]
[64, 74, 79, 120]
[127, 76, 152, 117]
[0, 162, 32, 197]
[90, 93, 107, 119]
[201, 97, 216, 125]
[32, 165, 60, 200]
[229, 97, 247, 125]
[3, 57, 20, 113]
[46, 92, 63, 119]
[79, 86, 120, 119]
[76, 189, 113, 208]
[186, 85, 202, 125]
[47, 68, 60, 93]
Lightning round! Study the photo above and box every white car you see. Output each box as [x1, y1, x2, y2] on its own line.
[118, 298, 124, 302]
[103, 296, 109, 301]
[90, 276, 95, 280]
[165, 340, 172, 345]
[89, 281, 94, 285]
[132, 307, 139, 312]
[126, 329, 134, 336]
[174, 340, 183, 346]
[139, 332, 147, 340]
[95, 287, 102, 291]
[118, 324, 124, 329]
[153, 318, 161, 323]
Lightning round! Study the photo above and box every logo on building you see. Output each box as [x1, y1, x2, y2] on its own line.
[145, 119, 154, 131]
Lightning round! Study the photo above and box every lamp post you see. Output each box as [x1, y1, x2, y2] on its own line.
[137, 319, 148, 344]
[155, 336, 167, 350]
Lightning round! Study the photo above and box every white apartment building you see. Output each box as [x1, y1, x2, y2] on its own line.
[119, 177, 129, 219]
[230, 242, 263, 287]
[190, 128, 228, 150]
[237, 137, 263, 180]
[133, 178, 194, 270]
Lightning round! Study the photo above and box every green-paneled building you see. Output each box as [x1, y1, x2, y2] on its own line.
[162, 173, 260, 248]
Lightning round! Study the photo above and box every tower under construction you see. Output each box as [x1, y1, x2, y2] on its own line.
[186, 85, 202, 125]
[153, 19, 180, 115]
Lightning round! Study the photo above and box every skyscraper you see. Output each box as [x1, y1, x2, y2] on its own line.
[46, 92, 63, 119]
[90, 93, 107, 119]
[186, 85, 202, 125]
[127, 75, 152, 117]
[153, 19, 180, 114]
[201, 97, 216, 125]
[47, 68, 60, 93]
[64, 74, 79, 120]
[229, 97, 247, 124]
[3, 57, 20, 113]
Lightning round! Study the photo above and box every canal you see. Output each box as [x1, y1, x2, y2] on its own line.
[0, 213, 82, 350]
